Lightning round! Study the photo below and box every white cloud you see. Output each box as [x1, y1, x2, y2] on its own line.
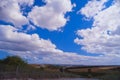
[0, 25, 78, 64]
[0, 0, 120, 65]
[0, 25, 120, 65]
[0, 25, 56, 51]
[9, 49, 120, 65]
[80, 0, 108, 18]
[0, 0, 73, 31]
[18, 0, 34, 6]
[0, 0, 28, 27]
[28, 0, 74, 31]
[0, 25, 111, 65]
[75, 0, 120, 56]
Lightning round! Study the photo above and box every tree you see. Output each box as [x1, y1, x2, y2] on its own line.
[0, 59, 3, 64]
[2, 56, 27, 66]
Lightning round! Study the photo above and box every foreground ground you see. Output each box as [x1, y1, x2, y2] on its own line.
[66, 65, 120, 80]
[0, 56, 120, 80]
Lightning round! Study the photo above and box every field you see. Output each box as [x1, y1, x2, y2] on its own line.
[0, 56, 79, 79]
[0, 64, 79, 79]
[1, 64, 120, 80]
[65, 65, 120, 80]
[0, 56, 120, 80]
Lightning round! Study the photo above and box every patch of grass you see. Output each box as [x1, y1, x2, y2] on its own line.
[65, 67, 120, 79]
[99, 70, 120, 80]
[0, 56, 79, 79]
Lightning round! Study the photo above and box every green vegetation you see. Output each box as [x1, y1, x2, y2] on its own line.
[0, 56, 27, 66]
[1, 56, 120, 80]
[66, 67, 120, 80]
[99, 69, 120, 80]
[0, 56, 79, 79]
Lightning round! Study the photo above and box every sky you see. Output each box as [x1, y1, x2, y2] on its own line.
[0, 0, 120, 65]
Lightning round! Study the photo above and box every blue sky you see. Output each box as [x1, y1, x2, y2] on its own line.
[0, 0, 120, 65]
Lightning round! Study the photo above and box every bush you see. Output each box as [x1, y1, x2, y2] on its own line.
[1, 56, 27, 66]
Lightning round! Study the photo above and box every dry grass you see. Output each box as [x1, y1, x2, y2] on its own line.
[67, 66, 118, 73]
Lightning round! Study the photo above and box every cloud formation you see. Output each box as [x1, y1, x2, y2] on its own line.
[0, 25, 56, 51]
[0, 0, 83, 64]
[0, 0, 73, 31]
[0, 25, 100, 64]
[0, 0, 29, 27]
[28, 0, 74, 31]
[75, 0, 120, 55]
[80, 0, 108, 18]
[18, 0, 34, 6]
[0, 0, 120, 65]
[0, 25, 115, 65]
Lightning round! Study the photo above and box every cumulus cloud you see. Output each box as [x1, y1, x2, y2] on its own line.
[75, 0, 120, 55]
[0, 0, 28, 27]
[0, 0, 74, 31]
[0, 0, 89, 64]
[0, 25, 56, 51]
[0, 25, 119, 65]
[28, 0, 74, 31]
[9, 50, 120, 65]
[0, 25, 97, 64]
[18, 0, 34, 6]
[1, 0, 119, 65]
[80, 0, 108, 18]
[0, 25, 113, 65]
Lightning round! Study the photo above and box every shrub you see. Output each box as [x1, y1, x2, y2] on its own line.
[2, 56, 27, 66]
